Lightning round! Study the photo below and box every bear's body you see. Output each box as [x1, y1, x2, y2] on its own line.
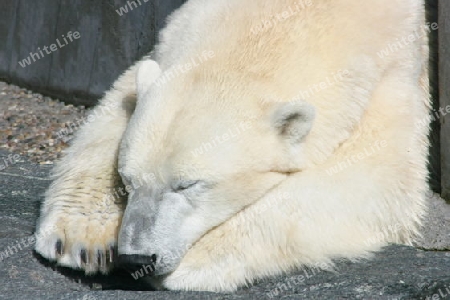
[35, 0, 430, 292]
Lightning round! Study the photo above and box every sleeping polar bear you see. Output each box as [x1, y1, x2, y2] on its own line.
[35, 0, 431, 292]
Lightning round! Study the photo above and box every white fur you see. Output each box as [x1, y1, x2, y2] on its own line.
[36, 0, 430, 292]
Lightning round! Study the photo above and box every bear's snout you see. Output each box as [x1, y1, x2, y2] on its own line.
[118, 186, 197, 276]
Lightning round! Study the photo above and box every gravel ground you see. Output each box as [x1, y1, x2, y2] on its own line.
[0, 81, 87, 164]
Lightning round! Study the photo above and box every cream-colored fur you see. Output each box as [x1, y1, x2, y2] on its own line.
[35, 64, 139, 273]
[35, 0, 430, 292]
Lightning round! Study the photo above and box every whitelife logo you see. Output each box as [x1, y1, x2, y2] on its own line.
[18, 31, 81, 68]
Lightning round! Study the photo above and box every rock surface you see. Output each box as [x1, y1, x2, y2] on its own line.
[0, 151, 449, 300]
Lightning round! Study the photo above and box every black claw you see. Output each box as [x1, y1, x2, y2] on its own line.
[97, 250, 106, 267]
[109, 246, 114, 263]
[97, 250, 103, 266]
[80, 249, 87, 264]
[106, 249, 113, 263]
[55, 240, 63, 256]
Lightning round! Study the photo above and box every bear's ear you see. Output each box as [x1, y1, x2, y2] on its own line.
[136, 59, 161, 95]
[271, 102, 315, 144]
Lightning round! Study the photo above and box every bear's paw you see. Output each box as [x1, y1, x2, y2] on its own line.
[35, 193, 124, 274]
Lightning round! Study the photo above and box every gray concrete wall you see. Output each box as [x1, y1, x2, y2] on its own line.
[439, 0, 450, 201]
[0, 0, 186, 106]
[427, 0, 441, 195]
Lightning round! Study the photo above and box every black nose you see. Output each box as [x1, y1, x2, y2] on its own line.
[118, 254, 157, 273]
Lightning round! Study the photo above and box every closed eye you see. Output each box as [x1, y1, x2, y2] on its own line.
[173, 180, 201, 192]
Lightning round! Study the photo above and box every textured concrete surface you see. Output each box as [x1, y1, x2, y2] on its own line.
[416, 192, 450, 250]
[1, 150, 449, 300]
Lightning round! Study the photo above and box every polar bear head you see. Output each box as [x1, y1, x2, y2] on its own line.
[117, 60, 315, 275]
